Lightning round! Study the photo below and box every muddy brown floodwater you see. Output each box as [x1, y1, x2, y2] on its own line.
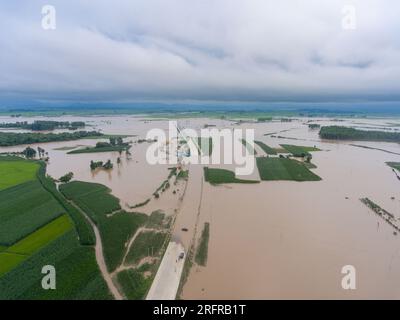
[2, 116, 400, 299]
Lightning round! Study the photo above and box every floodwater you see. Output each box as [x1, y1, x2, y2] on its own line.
[2, 115, 400, 299]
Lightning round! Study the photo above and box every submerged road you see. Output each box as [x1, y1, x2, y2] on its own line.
[147, 164, 204, 300]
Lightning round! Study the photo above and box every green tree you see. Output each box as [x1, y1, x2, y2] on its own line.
[23, 146, 36, 158]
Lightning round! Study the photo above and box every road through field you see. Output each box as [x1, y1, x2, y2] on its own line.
[68, 199, 123, 300]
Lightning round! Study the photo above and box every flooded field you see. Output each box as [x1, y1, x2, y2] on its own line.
[1, 115, 400, 299]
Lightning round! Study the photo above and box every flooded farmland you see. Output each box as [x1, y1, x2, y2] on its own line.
[1, 115, 400, 299]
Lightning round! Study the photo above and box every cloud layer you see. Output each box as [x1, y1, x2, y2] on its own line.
[1, 0, 400, 103]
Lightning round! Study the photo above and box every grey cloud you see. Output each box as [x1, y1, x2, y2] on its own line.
[0, 0, 400, 103]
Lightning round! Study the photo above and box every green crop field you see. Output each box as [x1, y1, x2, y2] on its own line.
[195, 222, 210, 266]
[0, 180, 66, 245]
[204, 167, 259, 184]
[100, 211, 147, 272]
[254, 141, 277, 155]
[7, 215, 72, 255]
[0, 158, 110, 299]
[60, 181, 147, 272]
[280, 144, 321, 157]
[60, 181, 121, 223]
[117, 269, 152, 300]
[0, 215, 73, 276]
[0, 231, 112, 300]
[0, 158, 39, 191]
[256, 157, 321, 181]
[125, 231, 168, 265]
[0, 253, 27, 277]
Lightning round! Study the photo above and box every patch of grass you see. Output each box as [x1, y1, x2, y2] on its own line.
[204, 167, 259, 185]
[256, 157, 321, 181]
[0, 159, 39, 191]
[280, 144, 320, 157]
[0, 231, 112, 300]
[177, 169, 189, 180]
[195, 223, 210, 266]
[117, 269, 152, 300]
[254, 141, 277, 155]
[0, 246, 6, 252]
[125, 231, 168, 265]
[0, 180, 65, 246]
[146, 211, 166, 229]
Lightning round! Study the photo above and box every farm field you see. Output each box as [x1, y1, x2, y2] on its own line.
[67, 145, 127, 154]
[0, 157, 111, 299]
[125, 230, 168, 264]
[60, 181, 147, 272]
[0, 215, 72, 276]
[254, 140, 277, 155]
[256, 157, 322, 181]
[280, 144, 321, 157]
[117, 268, 153, 300]
[0, 157, 39, 191]
[204, 167, 259, 184]
[0, 231, 112, 300]
[0, 179, 65, 246]
[195, 222, 210, 266]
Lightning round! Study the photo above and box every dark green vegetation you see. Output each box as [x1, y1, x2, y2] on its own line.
[90, 160, 113, 170]
[0, 131, 103, 146]
[0, 231, 112, 300]
[125, 231, 168, 265]
[60, 181, 147, 272]
[386, 162, 400, 171]
[59, 172, 73, 183]
[240, 139, 257, 155]
[360, 198, 399, 232]
[68, 145, 127, 154]
[0, 120, 85, 131]
[256, 157, 321, 181]
[280, 144, 320, 157]
[0, 158, 111, 299]
[0, 156, 39, 190]
[69, 137, 129, 154]
[176, 169, 189, 180]
[117, 269, 152, 300]
[254, 140, 277, 155]
[308, 123, 321, 129]
[319, 126, 400, 142]
[195, 222, 210, 266]
[204, 167, 259, 184]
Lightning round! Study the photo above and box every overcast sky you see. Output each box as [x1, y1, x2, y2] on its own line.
[0, 0, 399, 105]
